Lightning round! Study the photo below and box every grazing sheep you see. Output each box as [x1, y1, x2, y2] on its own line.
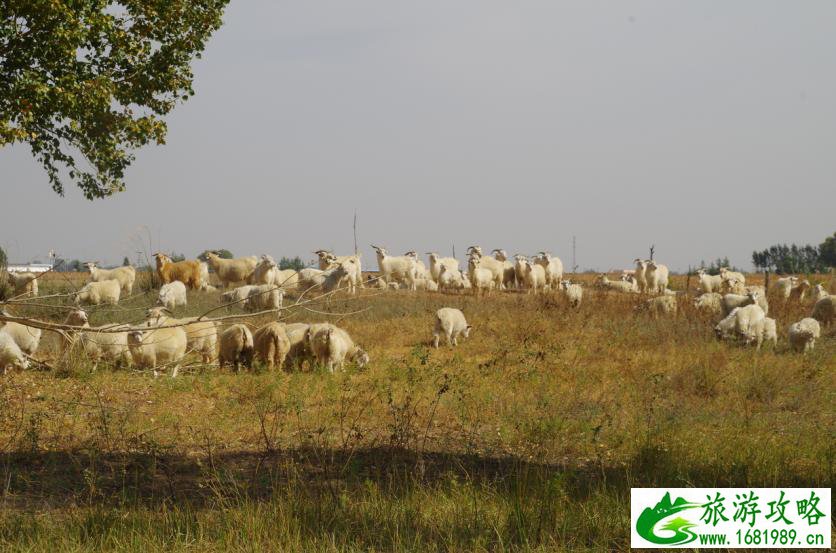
[371, 245, 417, 290]
[0, 332, 28, 374]
[145, 307, 217, 364]
[637, 294, 677, 316]
[645, 260, 669, 293]
[75, 279, 121, 306]
[306, 323, 369, 372]
[157, 281, 187, 311]
[62, 310, 132, 368]
[153, 253, 203, 289]
[695, 269, 723, 294]
[714, 304, 766, 345]
[596, 274, 637, 293]
[5, 271, 38, 297]
[560, 280, 583, 308]
[810, 283, 829, 304]
[788, 318, 821, 353]
[810, 295, 834, 327]
[218, 324, 254, 371]
[491, 249, 518, 289]
[718, 267, 745, 286]
[202, 251, 258, 288]
[693, 292, 724, 316]
[84, 262, 136, 295]
[244, 285, 283, 312]
[468, 256, 497, 295]
[533, 252, 564, 288]
[722, 290, 760, 316]
[0, 317, 42, 356]
[253, 322, 290, 370]
[128, 322, 188, 376]
[432, 307, 471, 348]
[284, 323, 313, 369]
[513, 256, 545, 293]
[426, 253, 461, 283]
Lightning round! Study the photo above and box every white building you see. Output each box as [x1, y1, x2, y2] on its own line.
[6, 263, 53, 273]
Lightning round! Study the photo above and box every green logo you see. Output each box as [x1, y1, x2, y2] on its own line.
[637, 492, 701, 545]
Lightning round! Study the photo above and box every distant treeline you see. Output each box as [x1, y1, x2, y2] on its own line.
[752, 232, 835, 274]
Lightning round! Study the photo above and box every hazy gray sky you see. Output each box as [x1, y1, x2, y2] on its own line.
[2, 1, 835, 271]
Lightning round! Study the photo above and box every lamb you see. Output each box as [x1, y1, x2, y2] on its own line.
[84, 262, 136, 295]
[468, 256, 497, 295]
[220, 285, 256, 306]
[253, 322, 290, 370]
[633, 259, 648, 293]
[61, 309, 132, 368]
[315, 251, 364, 294]
[432, 307, 471, 348]
[695, 269, 723, 294]
[157, 281, 187, 311]
[218, 324, 254, 371]
[491, 249, 517, 289]
[243, 285, 284, 312]
[128, 322, 188, 377]
[0, 316, 42, 356]
[645, 260, 669, 293]
[0, 332, 28, 374]
[306, 323, 369, 371]
[810, 283, 829, 304]
[810, 295, 834, 327]
[465, 247, 506, 289]
[787, 318, 821, 353]
[145, 307, 217, 364]
[636, 294, 677, 316]
[693, 292, 724, 316]
[560, 280, 583, 308]
[596, 274, 637, 294]
[371, 245, 417, 290]
[514, 256, 546, 293]
[153, 253, 203, 289]
[202, 251, 258, 288]
[413, 277, 439, 291]
[75, 279, 121, 306]
[5, 271, 38, 297]
[534, 252, 563, 288]
[426, 253, 460, 283]
[718, 267, 745, 286]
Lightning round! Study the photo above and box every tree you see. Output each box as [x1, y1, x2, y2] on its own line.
[0, 245, 6, 268]
[279, 256, 305, 271]
[819, 232, 836, 269]
[122, 256, 130, 266]
[198, 249, 233, 261]
[1, 1, 230, 199]
[751, 232, 834, 274]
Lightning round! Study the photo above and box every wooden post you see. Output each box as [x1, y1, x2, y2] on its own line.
[353, 210, 358, 256]
[649, 244, 655, 261]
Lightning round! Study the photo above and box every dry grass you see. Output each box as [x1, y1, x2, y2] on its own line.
[0, 274, 832, 551]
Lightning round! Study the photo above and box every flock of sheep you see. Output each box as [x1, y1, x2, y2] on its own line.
[0, 245, 833, 375]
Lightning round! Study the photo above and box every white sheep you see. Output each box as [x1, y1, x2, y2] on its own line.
[75, 279, 121, 306]
[721, 290, 759, 316]
[0, 318, 42, 356]
[145, 307, 217, 364]
[633, 259, 648, 293]
[810, 283, 829, 304]
[789, 279, 811, 303]
[284, 322, 313, 369]
[84, 262, 136, 295]
[560, 280, 583, 308]
[218, 324, 254, 371]
[437, 265, 466, 292]
[253, 322, 290, 370]
[202, 251, 258, 288]
[514, 256, 546, 293]
[645, 260, 669, 293]
[61, 310, 132, 368]
[244, 285, 283, 312]
[306, 323, 369, 372]
[596, 274, 637, 294]
[760, 317, 777, 349]
[468, 256, 497, 295]
[405, 251, 431, 281]
[314, 250, 363, 293]
[721, 277, 747, 295]
[695, 269, 723, 294]
[491, 249, 517, 289]
[718, 267, 745, 285]
[371, 245, 417, 290]
[810, 295, 834, 327]
[534, 252, 563, 288]
[714, 304, 766, 345]
[774, 276, 798, 300]
[426, 253, 460, 283]
[465, 247, 505, 289]
[413, 277, 439, 291]
[0, 332, 28, 374]
[636, 295, 677, 316]
[787, 318, 821, 353]
[693, 292, 724, 316]
[157, 281, 187, 311]
[5, 271, 38, 297]
[220, 285, 256, 306]
[432, 307, 471, 348]
[128, 322, 188, 377]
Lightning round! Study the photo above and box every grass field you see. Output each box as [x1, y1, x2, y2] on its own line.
[0, 272, 833, 551]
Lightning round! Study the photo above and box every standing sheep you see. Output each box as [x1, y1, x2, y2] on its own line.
[0, 332, 28, 374]
[202, 251, 258, 288]
[371, 245, 417, 290]
[491, 249, 517, 289]
[426, 252, 461, 283]
[534, 252, 563, 289]
[810, 283, 829, 304]
[718, 267, 745, 286]
[5, 271, 38, 297]
[787, 318, 821, 353]
[219, 324, 254, 371]
[157, 281, 187, 311]
[695, 269, 723, 294]
[306, 323, 369, 371]
[284, 322, 313, 369]
[514, 256, 546, 294]
[62, 310, 132, 368]
[84, 262, 136, 295]
[633, 259, 648, 293]
[645, 260, 669, 293]
[75, 279, 121, 306]
[560, 281, 583, 308]
[810, 295, 834, 327]
[432, 307, 472, 348]
[253, 322, 290, 370]
[127, 323, 187, 377]
[468, 257, 497, 295]
[153, 253, 203, 290]
[314, 250, 363, 294]
[145, 307, 217, 364]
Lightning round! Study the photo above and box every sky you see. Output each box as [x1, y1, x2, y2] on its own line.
[2, 0, 835, 272]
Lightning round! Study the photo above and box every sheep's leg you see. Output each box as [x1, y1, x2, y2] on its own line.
[447, 332, 454, 348]
[171, 364, 180, 378]
[432, 334, 440, 349]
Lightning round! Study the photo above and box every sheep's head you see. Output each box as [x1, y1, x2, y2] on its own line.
[696, 268, 706, 276]
[352, 347, 370, 368]
[370, 245, 387, 256]
[462, 325, 472, 340]
[797, 279, 811, 290]
[152, 253, 172, 266]
[426, 252, 439, 262]
[83, 262, 98, 271]
[314, 250, 331, 260]
[466, 246, 482, 256]
[560, 280, 571, 290]
[719, 267, 728, 276]
[127, 330, 145, 347]
[404, 251, 418, 259]
[647, 260, 658, 270]
[65, 309, 89, 326]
